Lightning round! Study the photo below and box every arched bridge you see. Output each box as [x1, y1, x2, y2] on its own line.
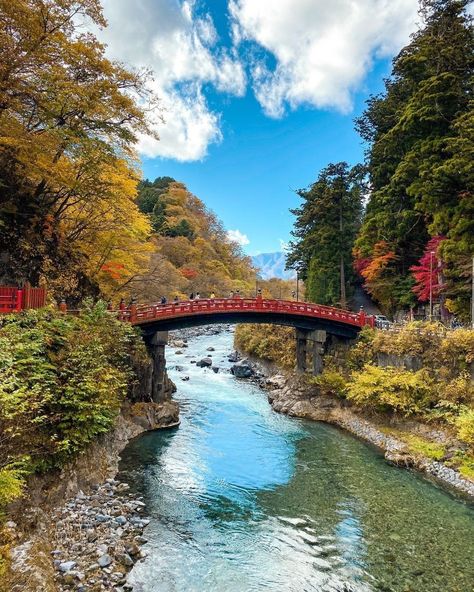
[120, 297, 374, 339]
[118, 298, 374, 404]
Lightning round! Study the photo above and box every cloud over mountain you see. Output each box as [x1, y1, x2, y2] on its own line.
[253, 252, 296, 280]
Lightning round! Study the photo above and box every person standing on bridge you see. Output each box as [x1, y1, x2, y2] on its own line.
[210, 292, 215, 299]
[189, 292, 194, 300]
[196, 292, 201, 300]
[160, 296, 167, 305]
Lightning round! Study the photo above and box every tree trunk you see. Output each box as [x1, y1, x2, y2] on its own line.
[339, 198, 346, 308]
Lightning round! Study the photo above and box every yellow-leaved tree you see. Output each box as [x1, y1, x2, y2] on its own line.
[0, 0, 160, 300]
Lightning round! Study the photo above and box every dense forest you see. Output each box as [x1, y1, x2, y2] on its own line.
[0, 0, 255, 305]
[288, 0, 473, 320]
[134, 177, 255, 300]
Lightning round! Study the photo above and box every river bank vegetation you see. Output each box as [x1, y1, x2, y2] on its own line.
[235, 322, 474, 477]
[287, 0, 473, 321]
[0, 303, 148, 577]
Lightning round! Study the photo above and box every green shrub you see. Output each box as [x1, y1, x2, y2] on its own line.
[235, 324, 296, 369]
[372, 322, 445, 360]
[0, 303, 146, 489]
[347, 326, 376, 370]
[455, 409, 474, 448]
[346, 364, 434, 415]
[311, 370, 347, 398]
[0, 467, 24, 509]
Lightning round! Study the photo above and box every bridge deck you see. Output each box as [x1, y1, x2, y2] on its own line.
[120, 298, 374, 330]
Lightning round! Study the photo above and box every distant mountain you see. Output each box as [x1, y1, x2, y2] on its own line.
[252, 252, 296, 280]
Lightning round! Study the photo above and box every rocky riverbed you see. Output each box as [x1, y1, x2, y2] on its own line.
[169, 324, 267, 383]
[5, 402, 179, 592]
[49, 479, 149, 591]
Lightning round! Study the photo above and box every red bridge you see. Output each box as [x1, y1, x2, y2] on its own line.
[117, 298, 374, 401]
[120, 297, 374, 340]
[0, 285, 47, 314]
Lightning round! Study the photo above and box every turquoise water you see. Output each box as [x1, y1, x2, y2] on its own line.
[119, 329, 474, 592]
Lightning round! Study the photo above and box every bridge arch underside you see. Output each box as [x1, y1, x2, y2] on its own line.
[138, 311, 361, 340]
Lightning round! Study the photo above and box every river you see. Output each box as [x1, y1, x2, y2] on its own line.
[118, 328, 474, 592]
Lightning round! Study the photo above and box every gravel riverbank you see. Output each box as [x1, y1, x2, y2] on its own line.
[49, 479, 149, 591]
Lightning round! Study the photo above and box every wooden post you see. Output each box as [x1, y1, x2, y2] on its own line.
[23, 283, 31, 309]
[15, 288, 23, 312]
[118, 298, 126, 320]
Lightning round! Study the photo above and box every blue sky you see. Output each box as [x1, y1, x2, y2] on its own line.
[141, 60, 391, 255]
[99, 0, 420, 255]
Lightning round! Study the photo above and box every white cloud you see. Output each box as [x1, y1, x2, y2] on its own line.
[98, 0, 246, 161]
[227, 229, 250, 246]
[93, 0, 421, 160]
[229, 0, 419, 117]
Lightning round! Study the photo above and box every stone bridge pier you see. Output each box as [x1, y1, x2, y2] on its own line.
[145, 330, 170, 403]
[295, 328, 327, 375]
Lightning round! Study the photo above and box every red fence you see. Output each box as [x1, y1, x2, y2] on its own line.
[0, 285, 47, 314]
[117, 298, 375, 329]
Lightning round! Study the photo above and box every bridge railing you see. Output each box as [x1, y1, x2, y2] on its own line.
[117, 298, 374, 328]
[0, 285, 47, 314]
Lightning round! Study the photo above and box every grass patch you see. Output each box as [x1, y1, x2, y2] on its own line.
[402, 434, 446, 461]
[445, 451, 474, 481]
[380, 428, 446, 461]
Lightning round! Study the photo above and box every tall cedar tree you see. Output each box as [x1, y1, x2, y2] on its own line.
[354, 0, 473, 318]
[287, 163, 364, 307]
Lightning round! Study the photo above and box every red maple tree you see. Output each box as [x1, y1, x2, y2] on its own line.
[410, 236, 445, 302]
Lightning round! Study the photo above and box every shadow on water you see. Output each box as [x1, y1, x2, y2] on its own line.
[118, 329, 474, 592]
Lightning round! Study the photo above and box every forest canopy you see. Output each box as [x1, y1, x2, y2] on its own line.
[354, 0, 474, 318]
[287, 0, 473, 320]
[132, 177, 256, 300]
[0, 0, 256, 303]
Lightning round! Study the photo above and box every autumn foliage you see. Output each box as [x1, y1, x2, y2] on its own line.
[410, 236, 445, 302]
[133, 178, 256, 300]
[0, 0, 158, 300]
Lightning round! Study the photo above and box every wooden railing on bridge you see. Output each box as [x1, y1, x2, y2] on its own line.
[0, 289, 375, 329]
[0, 285, 47, 314]
[117, 298, 375, 329]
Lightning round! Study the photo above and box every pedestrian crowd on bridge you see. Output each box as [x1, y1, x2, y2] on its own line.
[157, 288, 268, 305]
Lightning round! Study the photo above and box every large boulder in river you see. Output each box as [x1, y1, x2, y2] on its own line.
[231, 359, 254, 379]
[228, 351, 240, 363]
[196, 357, 213, 368]
[173, 340, 188, 349]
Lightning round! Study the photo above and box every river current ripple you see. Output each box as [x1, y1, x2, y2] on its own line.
[118, 328, 474, 592]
